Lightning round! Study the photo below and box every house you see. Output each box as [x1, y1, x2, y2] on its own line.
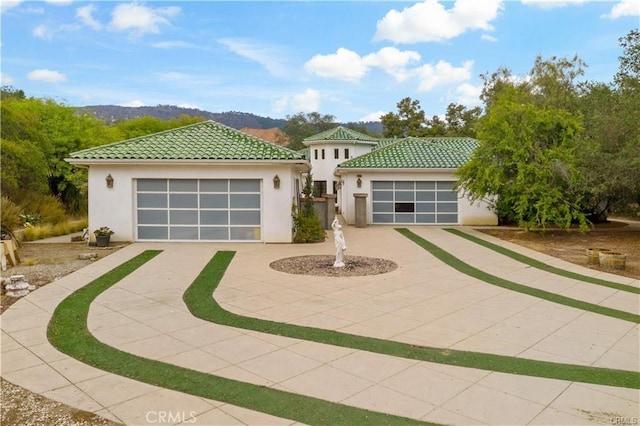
[68, 121, 496, 243]
[303, 126, 497, 227]
[67, 120, 308, 243]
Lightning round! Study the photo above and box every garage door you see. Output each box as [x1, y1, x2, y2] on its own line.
[135, 179, 261, 241]
[372, 181, 458, 224]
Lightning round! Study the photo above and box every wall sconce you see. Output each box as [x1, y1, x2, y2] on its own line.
[273, 174, 280, 189]
[356, 175, 362, 188]
[105, 174, 114, 188]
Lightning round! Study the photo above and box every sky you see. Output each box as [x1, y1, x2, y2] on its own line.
[1, 0, 638, 123]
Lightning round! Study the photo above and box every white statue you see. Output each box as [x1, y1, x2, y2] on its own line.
[332, 217, 347, 267]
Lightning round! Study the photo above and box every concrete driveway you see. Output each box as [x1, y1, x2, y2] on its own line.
[2, 226, 638, 425]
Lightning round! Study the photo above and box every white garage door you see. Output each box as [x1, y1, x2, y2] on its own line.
[135, 179, 261, 241]
[372, 181, 458, 224]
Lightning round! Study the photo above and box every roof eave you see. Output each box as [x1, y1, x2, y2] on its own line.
[335, 167, 458, 174]
[303, 140, 378, 147]
[66, 158, 310, 167]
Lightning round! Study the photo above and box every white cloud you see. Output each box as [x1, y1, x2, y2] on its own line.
[363, 47, 421, 82]
[305, 48, 369, 81]
[152, 41, 197, 49]
[45, 0, 73, 5]
[305, 46, 420, 82]
[109, 3, 180, 36]
[416, 60, 473, 91]
[32, 24, 51, 39]
[359, 111, 386, 122]
[120, 100, 146, 107]
[453, 82, 482, 105]
[1, 72, 15, 85]
[292, 89, 321, 112]
[521, 0, 586, 9]
[273, 89, 321, 114]
[27, 68, 68, 83]
[375, 0, 503, 43]
[1, 0, 23, 13]
[271, 96, 289, 115]
[156, 72, 191, 82]
[602, 0, 640, 18]
[76, 4, 102, 30]
[481, 34, 498, 42]
[219, 38, 290, 77]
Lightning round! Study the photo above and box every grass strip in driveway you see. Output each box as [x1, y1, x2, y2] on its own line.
[47, 250, 430, 425]
[444, 228, 639, 294]
[396, 228, 639, 324]
[184, 251, 640, 389]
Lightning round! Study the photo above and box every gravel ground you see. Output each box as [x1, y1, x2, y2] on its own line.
[1, 379, 119, 426]
[270, 255, 398, 276]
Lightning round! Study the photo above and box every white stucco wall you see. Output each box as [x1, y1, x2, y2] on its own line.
[307, 142, 376, 195]
[86, 162, 305, 243]
[336, 169, 498, 226]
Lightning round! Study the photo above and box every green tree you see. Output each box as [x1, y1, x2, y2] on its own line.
[576, 30, 640, 219]
[282, 112, 337, 150]
[292, 174, 325, 243]
[381, 97, 426, 137]
[457, 85, 587, 229]
[115, 114, 203, 140]
[442, 103, 482, 137]
[382, 97, 481, 138]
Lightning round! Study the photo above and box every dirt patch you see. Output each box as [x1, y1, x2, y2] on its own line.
[1, 242, 127, 314]
[476, 220, 640, 280]
[270, 255, 398, 276]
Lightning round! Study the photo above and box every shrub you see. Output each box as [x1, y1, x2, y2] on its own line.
[292, 174, 325, 243]
[21, 218, 88, 241]
[1, 196, 21, 234]
[22, 195, 67, 225]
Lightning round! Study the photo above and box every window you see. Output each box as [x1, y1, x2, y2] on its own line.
[314, 149, 318, 160]
[313, 180, 327, 197]
[395, 203, 415, 212]
[344, 148, 350, 159]
[334, 148, 339, 159]
[321, 149, 325, 159]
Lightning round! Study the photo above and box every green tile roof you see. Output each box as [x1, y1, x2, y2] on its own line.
[303, 126, 379, 143]
[337, 137, 480, 169]
[69, 120, 305, 161]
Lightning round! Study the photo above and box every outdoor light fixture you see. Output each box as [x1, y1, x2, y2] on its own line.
[105, 174, 114, 188]
[356, 175, 362, 188]
[273, 174, 280, 189]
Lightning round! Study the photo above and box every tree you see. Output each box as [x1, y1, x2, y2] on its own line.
[282, 112, 337, 150]
[576, 30, 640, 219]
[442, 103, 482, 137]
[381, 97, 426, 137]
[292, 174, 325, 243]
[457, 85, 587, 229]
[381, 97, 481, 138]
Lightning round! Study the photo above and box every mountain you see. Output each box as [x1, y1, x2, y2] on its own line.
[77, 104, 383, 135]
[78, 105, 286, 129]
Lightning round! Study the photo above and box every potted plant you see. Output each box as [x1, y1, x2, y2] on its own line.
[94, 226, 114, 247]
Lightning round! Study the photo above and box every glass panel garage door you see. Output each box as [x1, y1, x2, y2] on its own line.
[372, 181, 458, 224]
[136, 179, 261, 241]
